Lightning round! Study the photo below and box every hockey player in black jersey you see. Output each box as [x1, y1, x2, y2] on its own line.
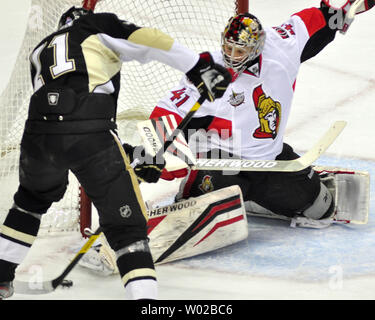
[0, 6, 231, 299]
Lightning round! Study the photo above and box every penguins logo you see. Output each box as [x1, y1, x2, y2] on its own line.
[199, 175, 214, 193]
[252, 85, 281, 139]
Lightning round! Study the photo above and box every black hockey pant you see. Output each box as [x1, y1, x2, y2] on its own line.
[179, 143, 321, 218]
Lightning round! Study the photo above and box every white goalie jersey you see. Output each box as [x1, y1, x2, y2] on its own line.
[151, 7, 335, 160]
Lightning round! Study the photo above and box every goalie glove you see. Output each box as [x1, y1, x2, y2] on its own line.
[186, 52, 232, 102]
[123, 143, 166, 183]
[322, 0, 374, 13]
[321, 0, 375, 33]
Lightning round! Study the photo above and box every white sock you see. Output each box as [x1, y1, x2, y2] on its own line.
[125, 279, 158, 300]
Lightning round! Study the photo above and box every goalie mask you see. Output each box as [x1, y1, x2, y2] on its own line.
[58, 6, 91, 30]
[221, 13, 266, 75]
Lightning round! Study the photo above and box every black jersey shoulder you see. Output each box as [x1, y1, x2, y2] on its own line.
[33, 11, 141, 49]
[77, 12, 141, 39]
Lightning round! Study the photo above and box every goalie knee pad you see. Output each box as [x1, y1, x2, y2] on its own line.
[302, 182, 334, 220]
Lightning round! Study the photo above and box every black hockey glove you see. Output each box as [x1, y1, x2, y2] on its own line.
[186, 52, 232, 102]
[123, 143, 165, 183]
[133, 154, 165, 183]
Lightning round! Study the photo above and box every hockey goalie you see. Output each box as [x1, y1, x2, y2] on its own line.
[79, 0, 372, 275]
[141, 0, 372, 229]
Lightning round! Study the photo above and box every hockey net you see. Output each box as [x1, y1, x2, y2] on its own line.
[0, 0, 248, 237]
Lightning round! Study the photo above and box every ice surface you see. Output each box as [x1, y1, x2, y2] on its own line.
[1, 0, 375, 300]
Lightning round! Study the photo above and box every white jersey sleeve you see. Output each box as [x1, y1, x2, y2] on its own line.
[118, 28, 199, 73]
[266, 16, 309, 69]
[93, 14, 199, 74]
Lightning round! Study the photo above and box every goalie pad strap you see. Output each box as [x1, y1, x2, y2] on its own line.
[302, 182, 333, 220]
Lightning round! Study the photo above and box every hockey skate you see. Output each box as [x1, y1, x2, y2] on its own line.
[0, 281, 14, 300]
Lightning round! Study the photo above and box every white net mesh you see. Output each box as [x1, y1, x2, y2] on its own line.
[0, 0, 244, 233]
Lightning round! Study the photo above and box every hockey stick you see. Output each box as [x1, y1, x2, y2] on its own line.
[193, 120, 347, 172]
[131, 96, 206, 169]
[14, 227, 102, 294]
[137, 114, 197, 171]
[134, 96, 206, 167]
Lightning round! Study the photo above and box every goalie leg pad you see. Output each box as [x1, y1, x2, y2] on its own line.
[246, 166, 370, 228]
[79, 186, 248, 275]
[147, 185, 248, 264]
[317, 166, 370, 224]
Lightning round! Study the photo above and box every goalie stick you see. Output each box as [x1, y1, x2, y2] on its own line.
[139, 119, 346, 173]
[193, 121, 347, 172]
[145, 96, 206, 166]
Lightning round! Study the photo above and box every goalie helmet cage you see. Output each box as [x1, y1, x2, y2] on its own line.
[0, 0, 249, 237]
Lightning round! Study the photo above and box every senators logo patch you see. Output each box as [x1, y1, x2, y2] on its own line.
[199, 175, 214, 193]
[252, 85, 281, 139]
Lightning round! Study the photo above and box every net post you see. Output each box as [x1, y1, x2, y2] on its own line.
[78, 0, 99, 237]
[82, 0, 99, 10]
[236, 0, 249, 13]
[79, 186, 92, 237]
